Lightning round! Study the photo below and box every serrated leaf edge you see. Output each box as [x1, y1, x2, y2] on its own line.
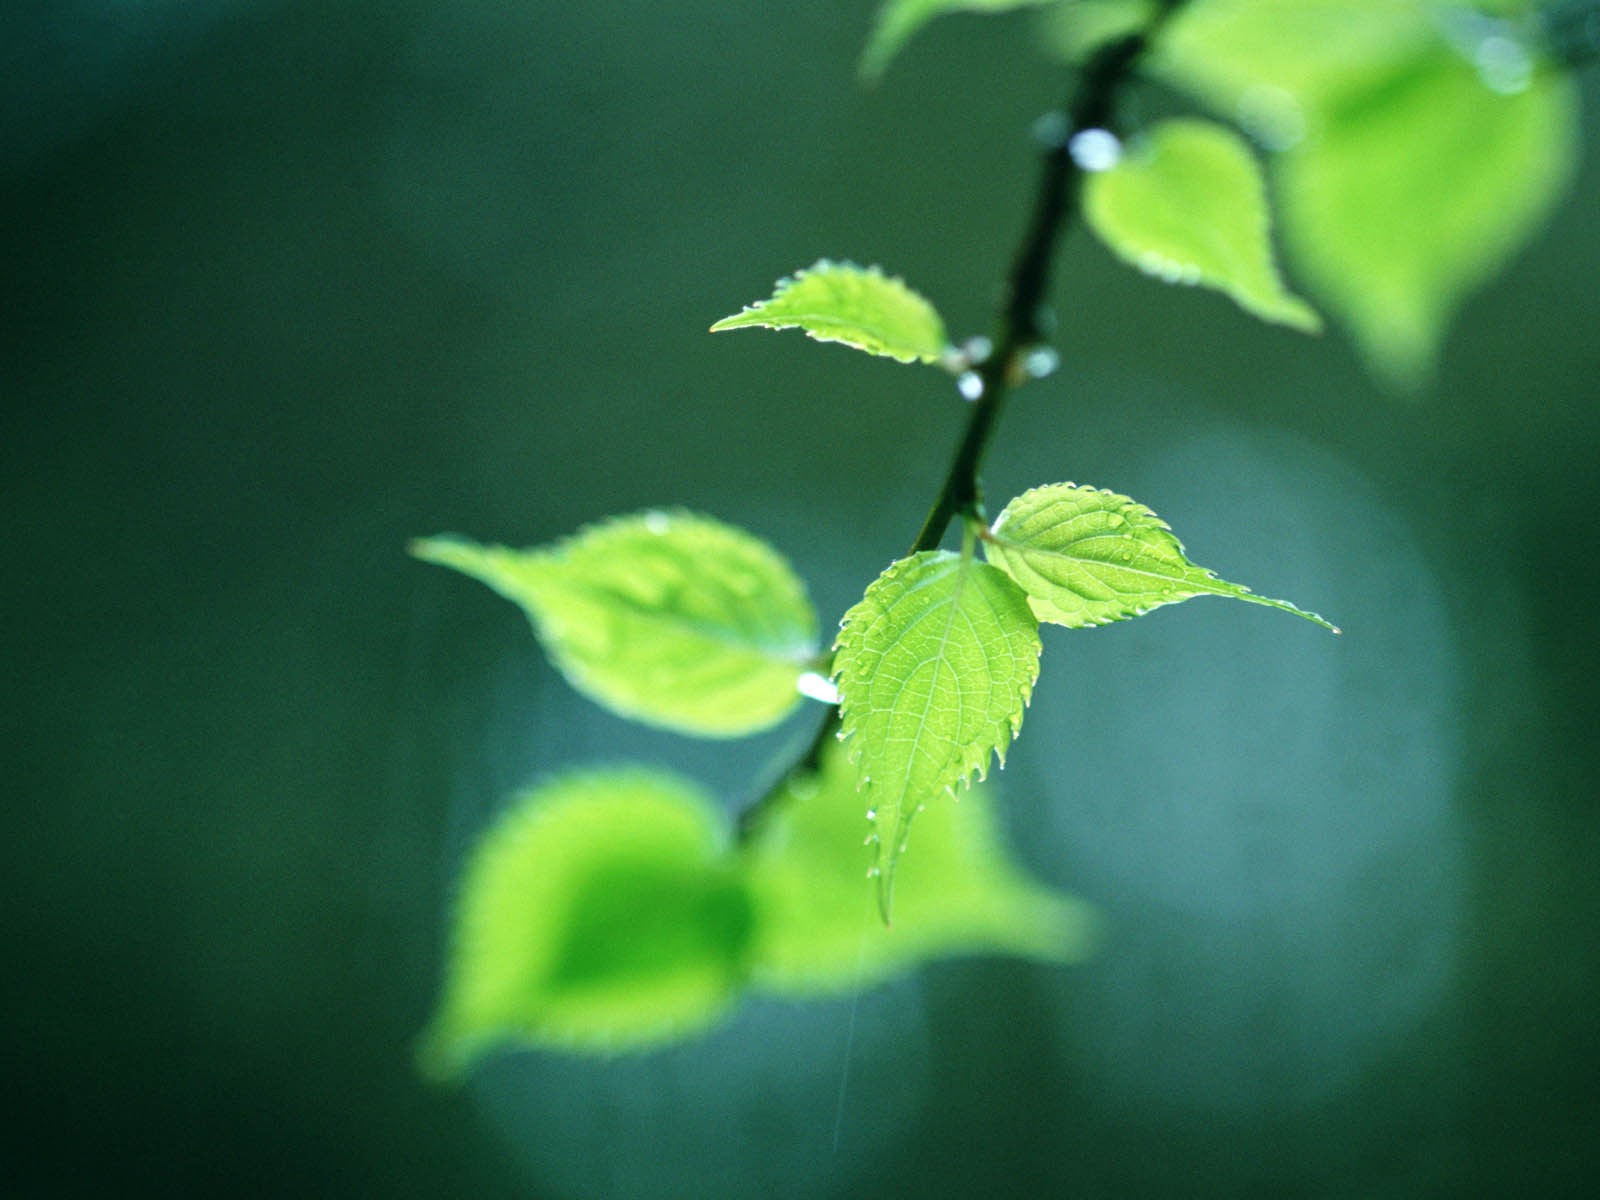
[988, 482, 1339, 633]
[710, 259, 948, 364]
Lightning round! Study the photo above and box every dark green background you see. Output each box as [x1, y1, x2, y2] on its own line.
[5, 2, 1597, 1196]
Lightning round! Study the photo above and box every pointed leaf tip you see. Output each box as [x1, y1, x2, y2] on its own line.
[985, 483, 1338, 632]
[1085, 118, 1321, 333]
[833, 550, 1041, 921]
[711, 260, 948, 364]
[411, 513, 820, 736]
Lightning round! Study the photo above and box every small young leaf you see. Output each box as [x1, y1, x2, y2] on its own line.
[833, 550, 1042, 922]
[710, 260, 948, 364]
[862, 0, 1057, 81]
[743, 743, 1097, 995]
[412, 511, 818, 737]
[985, 483, 1338, 632]
[1084, 118, 1321, 332]
[418, 769, 754, 1075]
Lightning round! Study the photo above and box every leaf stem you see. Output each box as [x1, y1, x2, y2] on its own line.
[736, 3, 1183, 844]
[911, 6, 1179, 553]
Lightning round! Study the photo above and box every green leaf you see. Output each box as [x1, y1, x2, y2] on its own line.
[1274, 48, 1576, 388]
[1141, 0, 1578, 387]
[411, 511, 818, 738]
[1084, 118, 1321, 332]
[710, 260, 948, 364]
[833, 550, 1042, 922]
[743, 743, 1097, 994]
[862, 0, 1057, 81]
[984, 483, 1339, 631]
[418, 769, 754, 1074]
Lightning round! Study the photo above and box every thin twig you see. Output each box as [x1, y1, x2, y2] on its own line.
[734, 3, 1183, 842]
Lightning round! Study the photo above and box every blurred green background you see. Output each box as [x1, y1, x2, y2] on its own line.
[5, 1, 1597, 1196]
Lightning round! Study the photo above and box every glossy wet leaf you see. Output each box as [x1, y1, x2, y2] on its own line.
[985, 483, 1338, 631]
[1140, 0, 1578, 386]
[418, 770, 754, 1075]
[411, 511, 818, 737]
[861, 0, 1056, 80]
[1085, 117, 1320, 331]
[833, 551, 1041, 922]
[742, 743, 1096, 994]
[711, 260, 948, 364]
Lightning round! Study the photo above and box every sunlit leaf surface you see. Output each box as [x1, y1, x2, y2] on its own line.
[711, 260, 948, 364]
[1085, 117, 1320, 331]
[412, 511, 818, 737]
[419, 770, 753, 1075]
[743, 743, 1097, 993]
[985, 483, 1338, 631]
[1143, 0, 1578, 386]
[833, 551, 1041, 921]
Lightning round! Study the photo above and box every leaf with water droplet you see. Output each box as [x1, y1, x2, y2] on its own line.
[832, 550, 1042, 922]
[418, 769, 754, 1075]
[860, 0, 1058, 81]
[710, 260, 948, 365]
[985, 483, 1338, 632]
[1084, 118, 1321, 332]
[412, 511, 819, 737]
[1125, 0, 1578, 388]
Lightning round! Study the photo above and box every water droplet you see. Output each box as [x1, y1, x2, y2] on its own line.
[1022, 346, 1059, 380]
[1069, 128, 1122, 173]
[1475, 33, 1531, 94]
[957, 370, 984, 402]
[864, 807, 877, 821]
[963, 335, 992, 364]
[795, 671, 839, 704]
[865, 865, 881, 879]
[643, 510, 670, 535]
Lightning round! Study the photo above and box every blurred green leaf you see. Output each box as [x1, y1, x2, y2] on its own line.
[1275, 48, 1576, 388]
[418, 770, 754, 1075]
[1138, 0, 1578, 386]
[985, 483, 1338, 631]
[834, 550, 1041, 922]
[711, 260, 948, 364]
[1084, 117, 1321, 331]
[411, 511, 818, 737]
[862, 0, 1058, 81]
[743, 743, 1097, 994]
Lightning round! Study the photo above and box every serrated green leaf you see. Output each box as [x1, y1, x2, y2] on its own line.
[985, 483, 1338, 631]
[833, 550, 1042, 922]
[862, 0, 1058, 80]
[1084, 118, 1321, 332]
[710, 260, 948, 364]
[412, 512, 818, 738]
[1139, 0, 1577, 387]
[743, 742, 1097, 994]
[418, 769, 754, 1075]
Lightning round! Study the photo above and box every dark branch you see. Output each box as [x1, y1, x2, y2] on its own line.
[735, 4, 1183, 843]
